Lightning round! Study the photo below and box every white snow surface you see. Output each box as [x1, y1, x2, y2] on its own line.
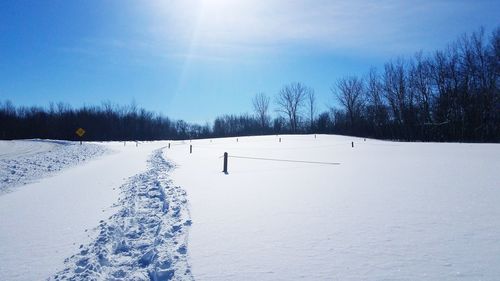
[0, 141, 168, 281]
[1, 136, 499, 281]
[166, 135, 500, 281]
[0, 139, 107, 192]
[51, 148, 193, 281]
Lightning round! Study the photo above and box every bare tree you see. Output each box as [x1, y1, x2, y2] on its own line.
[384, 60, 406, 125]
[383, 58, 421, 138]
[366, 68, 383, 110]
[364, 68, 388, 136]
[333, 76, 365, 127]
[307, 90, 316, 131]
[276, 82, 310, 133]
[409, 52, 434, 124]
[252, 92, 270, 131]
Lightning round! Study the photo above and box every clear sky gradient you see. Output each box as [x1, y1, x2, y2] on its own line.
[1, 0, 498, 123]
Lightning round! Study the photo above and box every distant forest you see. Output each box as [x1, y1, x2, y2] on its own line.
[1, 28, 499, 142]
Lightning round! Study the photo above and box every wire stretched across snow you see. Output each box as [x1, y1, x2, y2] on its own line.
[223, 154, 340, 165]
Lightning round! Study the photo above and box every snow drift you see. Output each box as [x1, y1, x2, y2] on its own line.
[0, 139, 107, 193]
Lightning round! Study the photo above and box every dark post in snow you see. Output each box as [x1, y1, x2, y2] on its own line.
[168, 143, 170, 149]
[236, 138, 238, 142]
[279, 137, 281, 143]
[136, 141, 138, 147]
[314, 134, 316, 139]
[223, 152, 228, 174]
[190, 144, 192, 154]
[124, 141, 126, 146]
[351, 141, 354, 148]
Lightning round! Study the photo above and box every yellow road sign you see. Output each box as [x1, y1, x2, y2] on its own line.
[76, 128, 86, 137]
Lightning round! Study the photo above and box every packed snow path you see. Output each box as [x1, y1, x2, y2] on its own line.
[0, 141, 168, 281]
[0, 140, 106, 193]
[51, 148, 193, 281]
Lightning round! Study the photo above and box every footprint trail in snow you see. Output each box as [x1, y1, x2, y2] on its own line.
[51, 148, 193, 281]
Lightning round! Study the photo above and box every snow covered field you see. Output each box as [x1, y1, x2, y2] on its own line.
[167, 135, 500, 280]
[1, 136, 499, 280]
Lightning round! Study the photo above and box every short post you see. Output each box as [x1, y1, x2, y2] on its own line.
[124, 141, 126, 146]
[236, 138, 238, 142]
[279, 137, 281, 143]
[364, 138, 366, 141]
[136, 141, 138, 147]
[190, 144, 192, 154]
[351, 141, 354, 148]
[80, 140, 82, 145]
[314, 134, 316, 139]
[223, 152, 228, 174]
[168, 143, 171, 149]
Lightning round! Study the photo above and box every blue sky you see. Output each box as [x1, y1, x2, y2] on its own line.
[1, 0, 498, 123]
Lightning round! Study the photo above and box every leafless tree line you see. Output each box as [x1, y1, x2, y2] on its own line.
[250, 83, 317, 134]
[331, 28, 499, 141]
[247, 27, 499, 142]
[1, 27, 498, 142]
[0, 101, 210, 140]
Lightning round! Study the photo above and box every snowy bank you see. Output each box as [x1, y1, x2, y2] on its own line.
[0, 139, 107, 193]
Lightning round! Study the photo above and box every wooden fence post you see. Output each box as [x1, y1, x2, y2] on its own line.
[190, 144, 192, 154]
[223, 152, 228, 174]
[351, 141, 354, 148]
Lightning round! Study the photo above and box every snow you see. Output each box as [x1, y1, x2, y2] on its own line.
[0, 139, 107, 193]
[0, 141, 166, 281]
[166, 135, 500, 280]
[51, 148, 192, 281]
[1, 136, 499, 281]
